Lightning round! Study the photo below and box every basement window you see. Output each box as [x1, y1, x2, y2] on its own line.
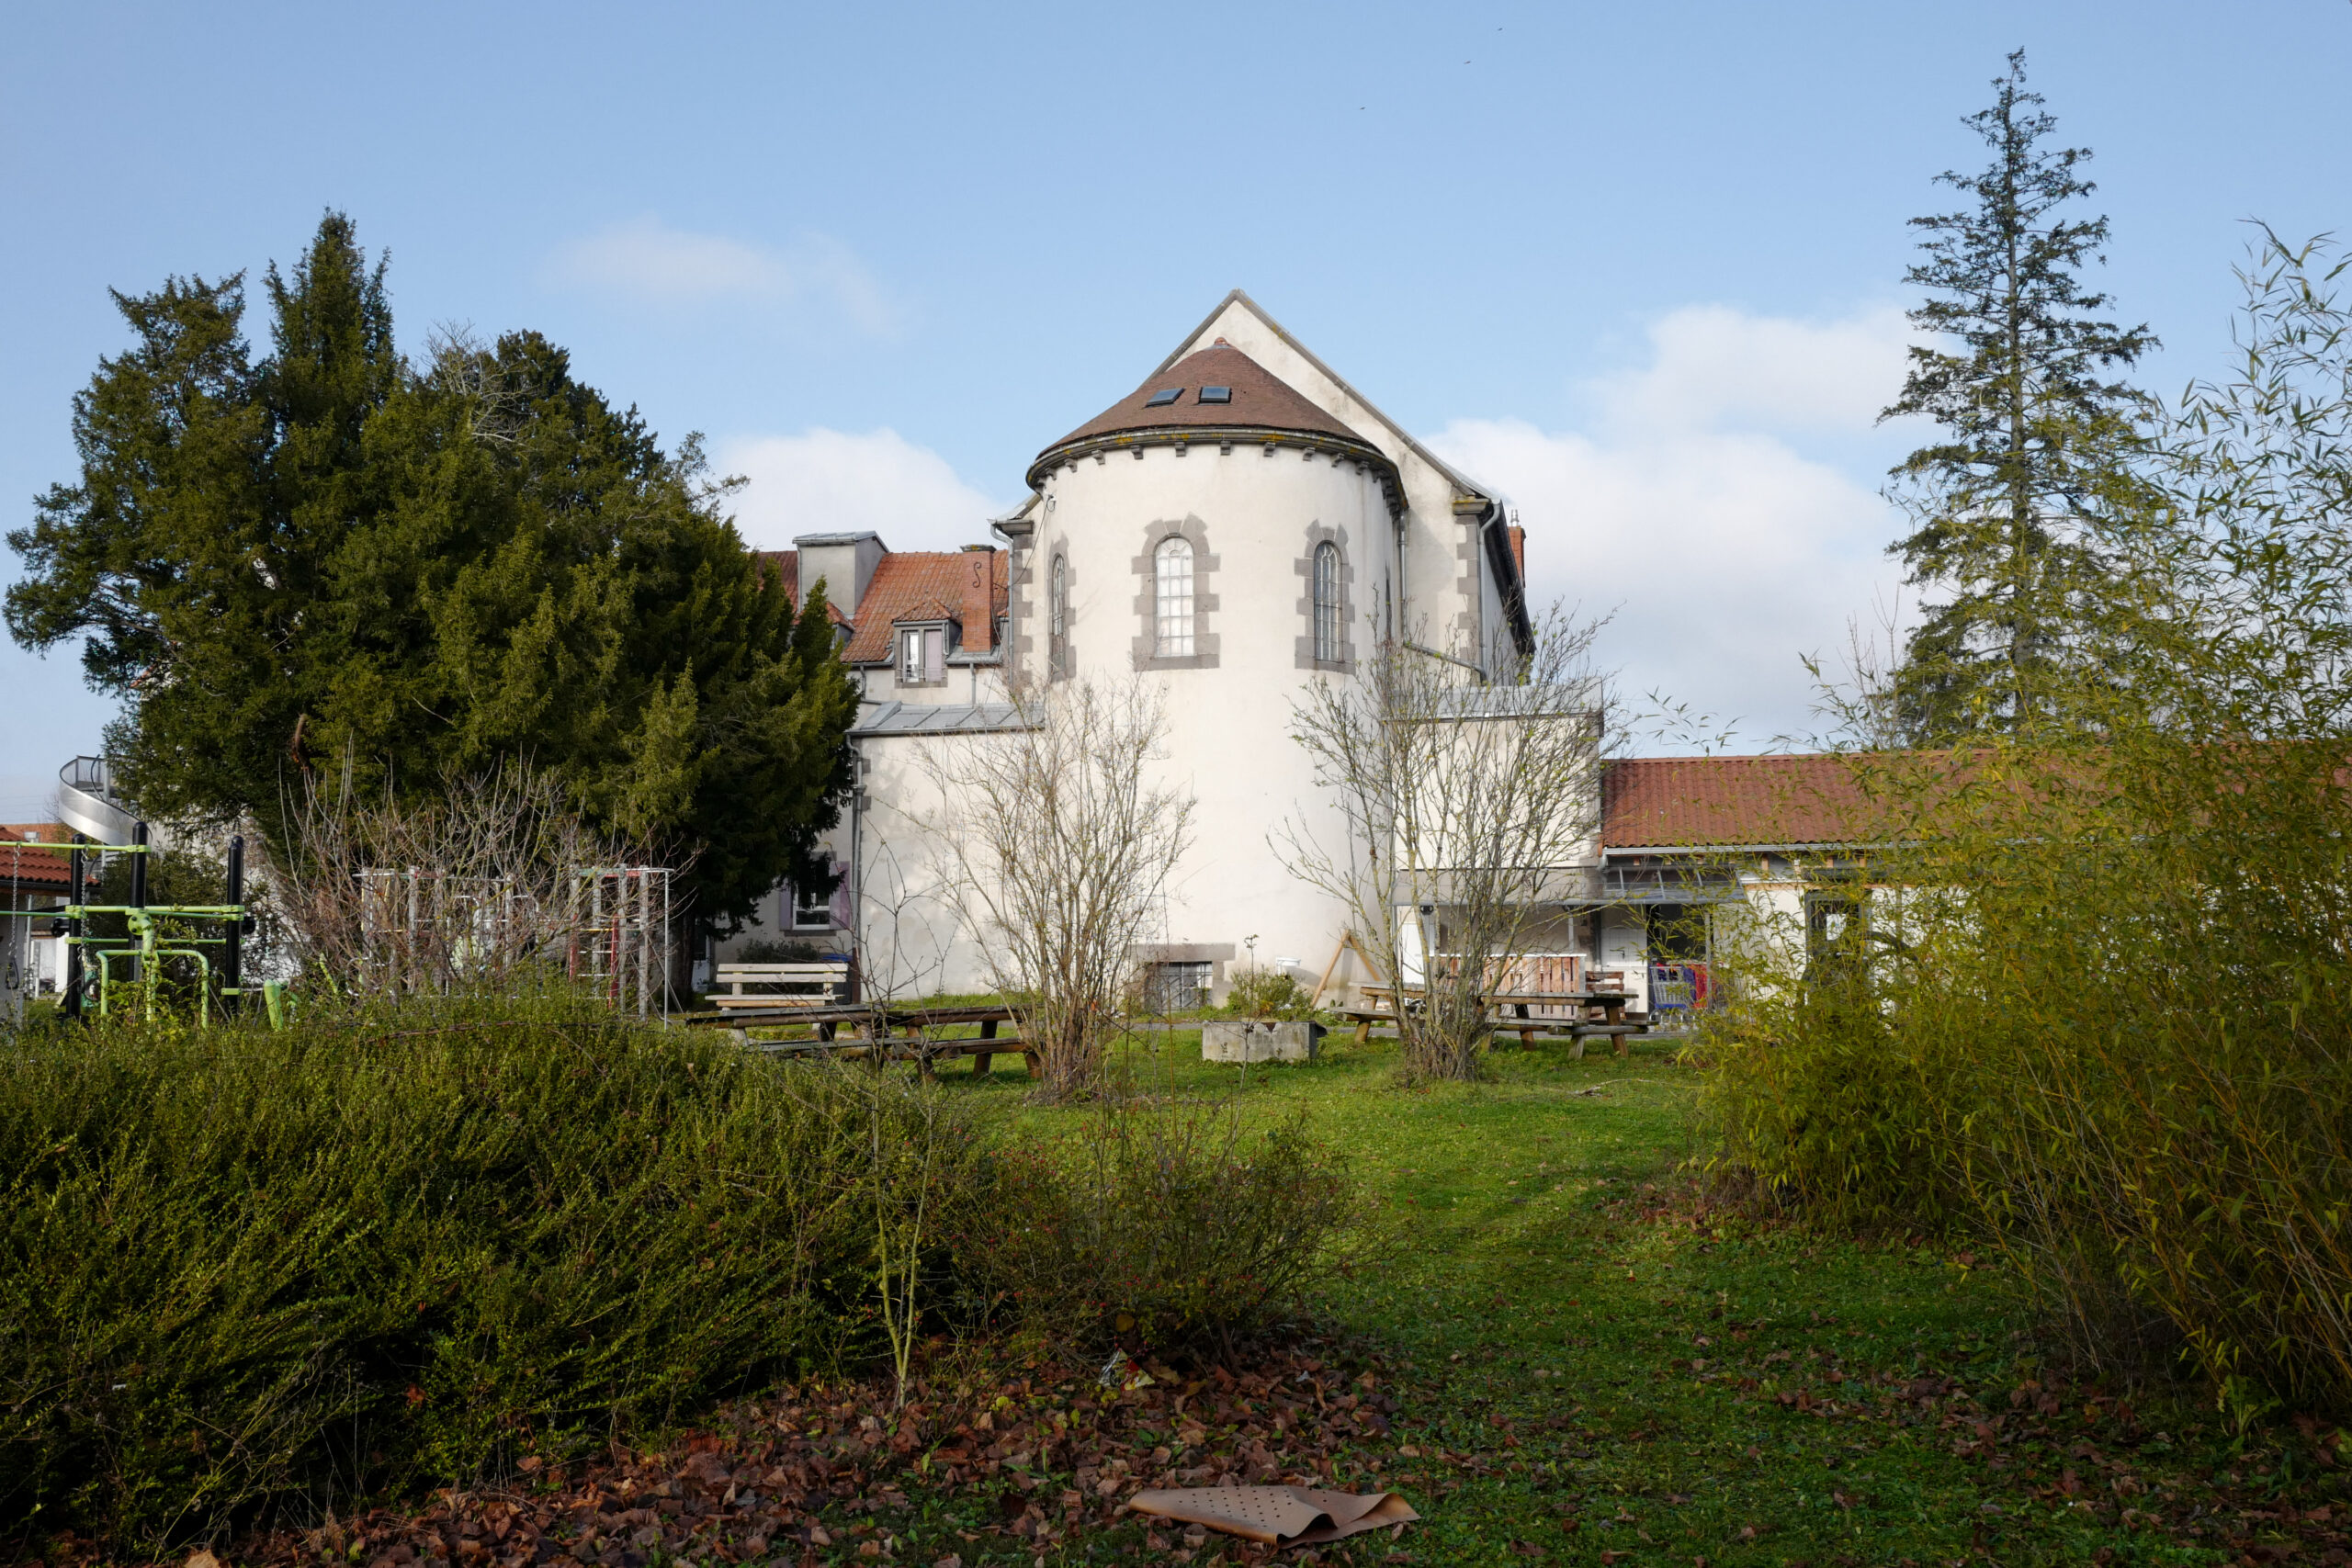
[1198, 385, 1232, 404]
[1146, 961, 1213, 1013]
[1144, 388, 1182, 408]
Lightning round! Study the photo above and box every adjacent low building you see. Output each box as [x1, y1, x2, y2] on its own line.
[1, 827, 74, 1022]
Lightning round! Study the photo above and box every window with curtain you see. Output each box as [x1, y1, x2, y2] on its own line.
[899, 626, 946, 684]
[1154, 536, 1194, 658]
[1312, 541, 1341, 662]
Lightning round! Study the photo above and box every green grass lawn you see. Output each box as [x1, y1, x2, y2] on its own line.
[908, 1026, 2337, 1566]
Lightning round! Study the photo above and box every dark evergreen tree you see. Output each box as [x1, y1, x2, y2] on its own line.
[1882, 51, 2157, 741]
[6, 213, 857, 928]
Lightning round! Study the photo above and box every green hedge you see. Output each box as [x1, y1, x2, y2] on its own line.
[0, 994, 976, 1550]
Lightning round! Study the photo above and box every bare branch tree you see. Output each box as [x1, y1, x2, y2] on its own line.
[1279, 604, 1615, 1082]
[265, 762, 678, 1010]
[922, 679, 1195, 1100]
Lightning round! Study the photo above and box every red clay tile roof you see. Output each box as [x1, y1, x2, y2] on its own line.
[0, 826, 74, 897]
[840, 549, 1008, 665]
[1600, 755, 1876, 849]
[1033, 343, 1372, 470]
[754, 549, 797, 602]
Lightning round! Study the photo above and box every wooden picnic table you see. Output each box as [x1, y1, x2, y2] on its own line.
[1349, 985, 1652, 1057]
[684, 1000, 1033, 1078]
[1491, 989, 1648, 1055]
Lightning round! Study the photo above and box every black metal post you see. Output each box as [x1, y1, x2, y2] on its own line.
[63, 834, 85, 1021]
[223, 834, 244, 1015]
[128, 821, 148, 987]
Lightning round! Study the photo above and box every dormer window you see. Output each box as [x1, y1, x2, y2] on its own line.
[898, 624, 949, 684]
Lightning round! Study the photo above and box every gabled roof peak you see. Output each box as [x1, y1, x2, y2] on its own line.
[1158, 289, 1497, 508]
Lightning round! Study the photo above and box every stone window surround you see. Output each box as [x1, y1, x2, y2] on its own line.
[1453, 519, 1486, 668]
[1004, 536, 1038, 684]
[1047, 546, 1073, 682]
[1129, 514, 1221, 671]
[1294, 522, 1356, 672]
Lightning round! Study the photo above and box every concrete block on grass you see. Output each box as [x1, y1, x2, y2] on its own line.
[1200, 1020, 1322, 1064]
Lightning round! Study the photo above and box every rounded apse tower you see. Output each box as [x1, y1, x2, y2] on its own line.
[1018, 341, 1404, 1002]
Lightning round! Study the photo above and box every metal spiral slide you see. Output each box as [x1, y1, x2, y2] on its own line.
[56, 755, 136, 843]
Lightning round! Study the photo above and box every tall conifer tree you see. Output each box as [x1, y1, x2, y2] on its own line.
[1882, 51, 2156, 741]
[7, 214, 857, 928]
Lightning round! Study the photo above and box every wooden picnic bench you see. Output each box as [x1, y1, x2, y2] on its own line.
[708, 961, 851, 1010]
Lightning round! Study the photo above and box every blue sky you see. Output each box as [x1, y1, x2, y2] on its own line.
[5, 1, 2348, 815]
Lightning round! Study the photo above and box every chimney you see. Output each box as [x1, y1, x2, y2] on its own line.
[790, 532, 888, 617]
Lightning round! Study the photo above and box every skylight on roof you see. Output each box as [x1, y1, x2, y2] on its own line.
[1198, 386, 1232, 403]
[1144, 388, 1182, 407]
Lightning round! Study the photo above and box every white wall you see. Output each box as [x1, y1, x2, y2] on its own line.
[1014, 440, 1396, 999]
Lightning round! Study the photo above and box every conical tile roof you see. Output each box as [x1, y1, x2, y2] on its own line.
[1031, 343, 1374, 478]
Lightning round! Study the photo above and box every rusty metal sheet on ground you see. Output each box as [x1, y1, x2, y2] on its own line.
[1127, 1483, 1419, 1548]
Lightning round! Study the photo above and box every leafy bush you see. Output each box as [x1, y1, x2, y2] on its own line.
[0, 991, 985, 1550]
[1696, 964, 1967, 1231]
[960, 1098, 1367, 1354]
[1219, 968, 1315, 1021]
[1702, 238, 2352, 1412]
[733, 936, 831, 964]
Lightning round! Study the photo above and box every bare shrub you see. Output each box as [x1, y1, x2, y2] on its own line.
[266, 764, 674, 1008]
[922, 680, 1194, 1100]
[1280, 604, 1614, 1081]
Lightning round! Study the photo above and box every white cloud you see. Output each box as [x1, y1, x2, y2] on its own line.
[547, 219, 905, 335]
[1432, 304, 1921, 750]
[718, 428, 1001, 553]
[1590, 303, 1914, 434]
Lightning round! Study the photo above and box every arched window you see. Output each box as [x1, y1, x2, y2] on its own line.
[1050, 554, 1068, 640]
[1154, 536, 1194, 659]
[1312, 542, 1341, 663]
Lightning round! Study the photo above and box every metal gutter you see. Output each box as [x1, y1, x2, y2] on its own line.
[1601, 842, 1885, 857]
[1027, 424, 1406, 521]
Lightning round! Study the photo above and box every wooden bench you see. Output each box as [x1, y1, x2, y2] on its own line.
[709, 961, 849, 1010]
[729, 1028, 1036, 1078]
[1332, 1005, 1397, 1045]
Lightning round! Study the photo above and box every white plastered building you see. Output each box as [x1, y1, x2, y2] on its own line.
[731, 291, 1548, 1005]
